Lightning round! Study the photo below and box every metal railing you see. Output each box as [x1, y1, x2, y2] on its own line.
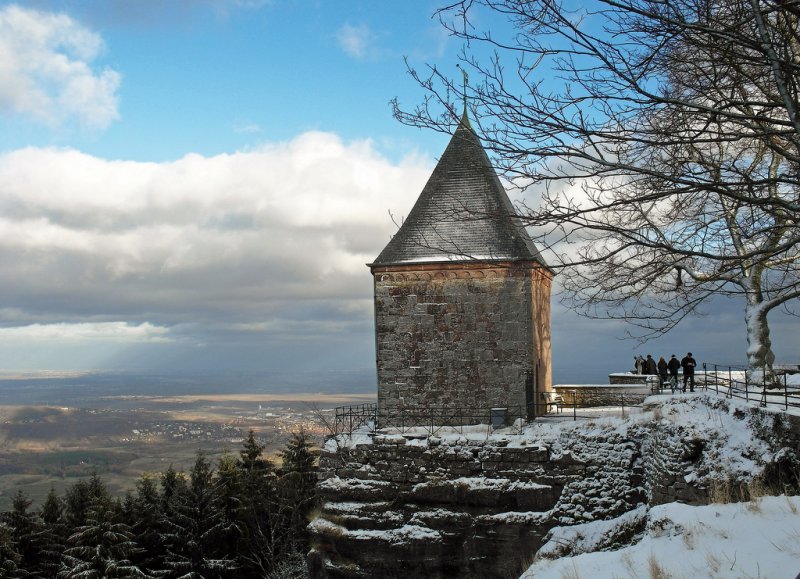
[379, 405, 531, 436]
[334, 404, 533, 436]
[701, 363, 800, 411]
[333, 395, 646, 436]
[331, 366, 800, 438]
[333, 403, 377, 435]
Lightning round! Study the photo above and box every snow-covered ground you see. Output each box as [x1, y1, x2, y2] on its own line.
[521, 393, 800, 578]
[323, 391, 800, 577]
[523, 496, 800, 578]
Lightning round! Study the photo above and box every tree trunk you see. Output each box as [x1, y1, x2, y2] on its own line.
[744, 299, 776, 378]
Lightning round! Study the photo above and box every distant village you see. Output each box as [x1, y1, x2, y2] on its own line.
[119, 405, 331, 446]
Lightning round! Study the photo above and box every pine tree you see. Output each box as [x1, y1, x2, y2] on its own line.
[62, 480, 91, 530]
[279, 430, 316, 480]
[40, 488, 63, 526]
[0, 521, 23, 579]
[237, 430, 318, 576]
[215, 453, 244, 567]
[4, 490, 42, 576]
[275, 430, 318, 558]
[59, 497, 148, 579]
[235, 432, 278, 578]
[35, 488, 67, 577]
[239, 430, 273, 475]
[159, 464, 187, 522]
[163, 452, 235, 578]
[130, 474, 167, 575]
[63, 473, 108, 530]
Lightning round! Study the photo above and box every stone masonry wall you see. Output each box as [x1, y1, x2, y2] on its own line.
[640, 398, 800, 506]
[309, 427, 644, 579]
[373, 262, 551, 417]
[554, 385, 651, 408]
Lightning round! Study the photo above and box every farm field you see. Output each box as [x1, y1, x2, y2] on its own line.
[0, 390, 374, 510]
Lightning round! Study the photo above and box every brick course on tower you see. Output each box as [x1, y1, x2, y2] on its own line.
[369, 111, 553, 419]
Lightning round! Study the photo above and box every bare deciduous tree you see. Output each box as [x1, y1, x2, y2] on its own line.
[393, 0, 800, 373]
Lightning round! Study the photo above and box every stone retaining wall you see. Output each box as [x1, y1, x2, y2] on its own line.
[318, 433, 584, 485]
[554, 385, 651, 407]
[640, 426, 708, 505]
[310, 428, 644, 578]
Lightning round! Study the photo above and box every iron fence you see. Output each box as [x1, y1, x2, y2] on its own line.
[332, 395, 646, 436]
[701, 364, 800, 411]
[331, 366, 800, 437]
[333, 403, 377, 435]
[379, 405, 532, 436]
[333, 404, 533, 436]
[554, 391, 645, 417]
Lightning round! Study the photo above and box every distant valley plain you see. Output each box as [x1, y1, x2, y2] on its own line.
[0, 369, 376, 510]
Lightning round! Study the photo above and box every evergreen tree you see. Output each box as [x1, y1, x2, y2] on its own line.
[62, 480, 91, 530]
[275, 430, 318, 559]
[0, 435, 318, 579]
[0, 521, 23, 579]
[40, 488, 63, 527]
[163, 452, 235, 578]
[35, 488, 67, 578]
[63, 473, 108, 529]
[59, 497, 148, 579]
[238, 430, 274, 478]
[130, 474, 167, 576]
[159, 465, 187, 524]
[215, 453, 243, 568]
[121, 492, 136, 524]
[235, 433, 279, 577]
[279, 430, 316, 481]
[4, 490, 41, 576]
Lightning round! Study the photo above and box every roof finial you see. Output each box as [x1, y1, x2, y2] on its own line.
[457, 64, 468, 111]
[456, 64, 470, 127]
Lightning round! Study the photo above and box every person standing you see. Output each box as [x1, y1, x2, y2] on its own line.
[657, 356, 668, 387]
[667, 354, 681, 392]
[645, 354, 657, 376]
[681, 352, 697, 392]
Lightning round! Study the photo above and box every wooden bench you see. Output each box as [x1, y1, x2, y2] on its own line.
[541, 391, 563, 413]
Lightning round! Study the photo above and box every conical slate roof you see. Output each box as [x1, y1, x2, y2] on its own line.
[371, 113, 546, 267]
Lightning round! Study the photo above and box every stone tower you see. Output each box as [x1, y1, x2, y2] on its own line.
[369, 112, 553, 419]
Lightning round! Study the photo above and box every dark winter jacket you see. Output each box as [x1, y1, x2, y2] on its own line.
[645, 356, 658, 375]
[657, 358, 668, 376]
[667, 357, 681, 375]
[681, 355, 697, 375]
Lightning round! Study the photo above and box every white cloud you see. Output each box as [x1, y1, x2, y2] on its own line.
[0, 322, 171, 343]
[336, 23, 374, 59]
[0, 131, 794, 374]
[0, 4, 120, 129]
[0, 132, 430, 338]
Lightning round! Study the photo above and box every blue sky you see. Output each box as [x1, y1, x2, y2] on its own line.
[0, 1, 793, 384]
[0, 1, 453, 161]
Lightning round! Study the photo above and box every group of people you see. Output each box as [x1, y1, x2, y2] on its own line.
[634, 352, 698, 392]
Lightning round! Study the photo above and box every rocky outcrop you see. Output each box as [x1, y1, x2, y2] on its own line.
[309, 395, 799, 578]
[309, 427, 644, 578]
